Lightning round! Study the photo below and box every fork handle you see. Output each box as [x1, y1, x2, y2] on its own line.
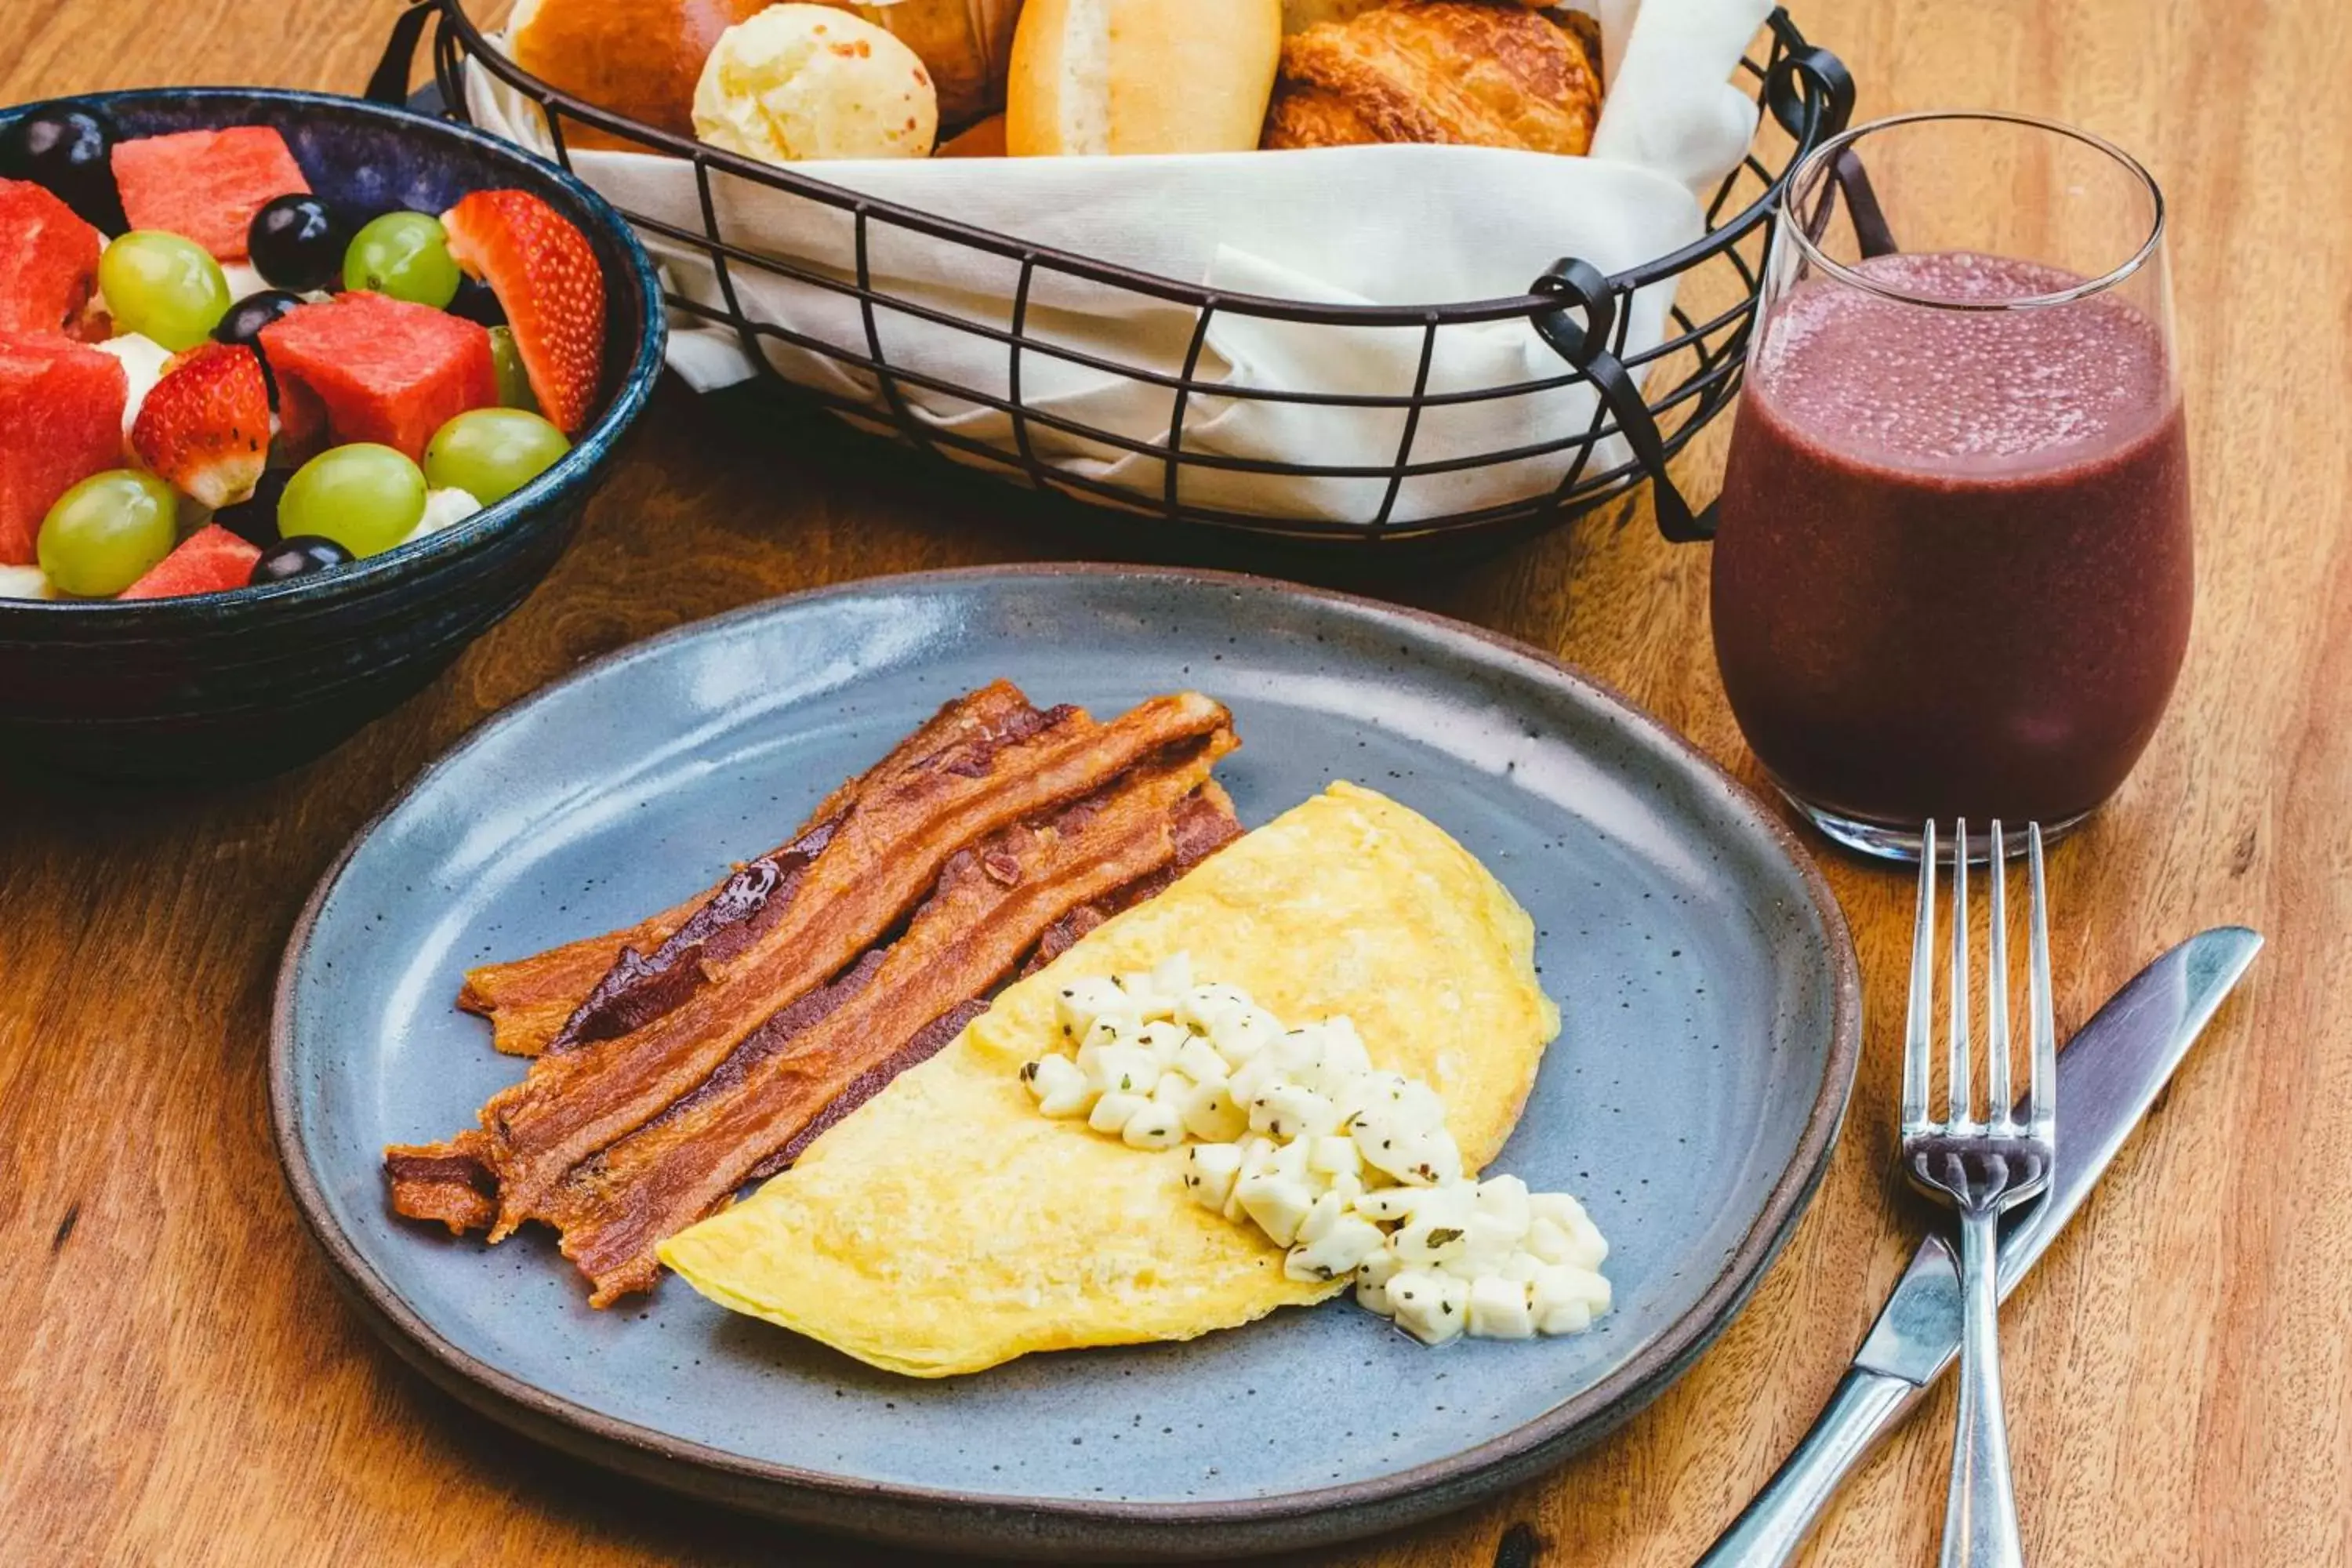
[1944, 1206, 2026, 1568]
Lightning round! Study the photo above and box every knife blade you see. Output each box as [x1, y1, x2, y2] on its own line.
[1695, 926, 2263, 1568]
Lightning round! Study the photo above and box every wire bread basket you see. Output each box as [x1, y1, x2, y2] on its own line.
[374, 0, 1852, 550]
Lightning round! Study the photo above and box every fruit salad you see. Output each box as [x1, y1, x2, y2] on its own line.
[0, 106, 606, 602]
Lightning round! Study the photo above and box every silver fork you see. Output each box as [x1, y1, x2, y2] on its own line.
[1902, 819, 2056, 1568]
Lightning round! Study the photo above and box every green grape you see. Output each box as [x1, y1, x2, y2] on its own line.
[488, 326, 539, 413]
[278, 444, 428, 558]
[38, 470, 178, 597]
[98, 231, 232, 351]
[423, 408, 569, 506]
[342, 211, 461, 308]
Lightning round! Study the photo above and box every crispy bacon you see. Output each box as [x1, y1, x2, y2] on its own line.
[537, 735, 1236, 1305]
[383, 1131, 498, 1236]
[459, 691, 1230, 1236]
[455, 898, 700, 1060]
[455, 682, 1040, 1058]
[543, 695, 1063, 1058]
[750, 785, 1243, 1180]
[1022, 782, 1243, 975]
[387, 782, 1242, 1236]
[750, 1000, 990, 1180]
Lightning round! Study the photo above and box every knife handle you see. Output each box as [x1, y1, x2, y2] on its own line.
[1692, 1367, 1922, 1568]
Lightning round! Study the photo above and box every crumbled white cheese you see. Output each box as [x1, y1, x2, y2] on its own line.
[92, 332, 173, 443]
[1354, 1247, 1401, 1316]
[401, 487, 485, 546]
[218, 260, 270, 300]
[1087, 1090, 1149, 1137]
[0, 564, 56, 600]
[1179, 1076, 1247, 1143]
[1387, 1269, 1467, 1345]
[1023, 1053, 1092, 1118]
[1468, 1274, 1536, 1340]
[1019, 956, 1611, 1346]
[1183, 1142, 1244, 1210]
[1121, 1101, 1187, 1150]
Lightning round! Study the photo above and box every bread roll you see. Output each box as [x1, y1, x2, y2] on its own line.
[1281, 0, 1555, 34]
[509, 0, 1014, 149]
[1262, 1, 1602, 154]
[1279, 0, 1385, 32]
[509, 0, 771, 148]
[1006, 0, 1283, 155]
[694, 5, 939, 161]
[851, 0, 1024, 125]
[936, 113, 1008, 156]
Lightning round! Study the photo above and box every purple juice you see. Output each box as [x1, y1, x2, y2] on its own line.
[1712, 250, 2192, 828]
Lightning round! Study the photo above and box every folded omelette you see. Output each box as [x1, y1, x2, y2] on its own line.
[659, 781, 1558, 1377]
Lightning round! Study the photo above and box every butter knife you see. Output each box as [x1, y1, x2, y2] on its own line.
[1697, 926, 2263, 1568]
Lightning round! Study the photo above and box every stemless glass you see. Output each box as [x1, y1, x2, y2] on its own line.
[1711, 111, 2190, 863]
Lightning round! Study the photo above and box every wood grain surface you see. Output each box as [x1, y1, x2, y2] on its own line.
[4, 2, 2347, 1564]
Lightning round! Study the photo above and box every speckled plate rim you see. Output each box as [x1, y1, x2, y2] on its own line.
[269, 563, 1861, 1560]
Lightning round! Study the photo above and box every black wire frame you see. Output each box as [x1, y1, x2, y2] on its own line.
[400, 0, 1853, 550]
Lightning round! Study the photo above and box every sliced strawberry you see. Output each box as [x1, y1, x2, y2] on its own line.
[131, 342, 270, 510]
[117, 523, 262, 601]
[441, 190, 604, 434]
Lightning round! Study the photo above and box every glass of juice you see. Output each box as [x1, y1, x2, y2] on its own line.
[1711, 111, 2190, 863]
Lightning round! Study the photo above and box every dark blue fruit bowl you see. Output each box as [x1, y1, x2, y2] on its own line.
[0, 87, 665, 782]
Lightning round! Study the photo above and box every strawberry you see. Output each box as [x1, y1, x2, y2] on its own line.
[131, 342, 270, 510]
[441, 190, 604, 435]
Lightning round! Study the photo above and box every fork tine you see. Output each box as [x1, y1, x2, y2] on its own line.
[1947, 818, 1970, 1125]
[1903, 819, 1935, 1131]
[2027, 821, 2056, 1131]
[1986, 820, 2012, 1130]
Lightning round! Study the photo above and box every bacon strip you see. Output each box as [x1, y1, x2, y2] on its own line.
[750, 784, 1244, 1179]
[386, 783, 1243, 1233]
[383, 1132, 498, 1235]
[474, 691, 1232, 1235]
[539, 735, 1236, 1305]
[1022, 782, 1243, 976]
[750, 1000, 990, 1180]
[456, 682, 1039, 1058]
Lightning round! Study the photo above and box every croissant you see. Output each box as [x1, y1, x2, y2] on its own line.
[1261, 1, 1602, 155]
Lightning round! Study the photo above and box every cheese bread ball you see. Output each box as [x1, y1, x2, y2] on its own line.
[693, 4, 938, 163]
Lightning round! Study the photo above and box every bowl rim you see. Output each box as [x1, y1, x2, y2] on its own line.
[0, 85, 666, 619]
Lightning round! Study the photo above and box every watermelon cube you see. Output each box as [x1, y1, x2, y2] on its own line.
[117, 523, 263, 601]
[0, 178, 103, 337]
[260, 291, 496, 462]
[111, 127, 309, 261]
[0, 331, 129, 564]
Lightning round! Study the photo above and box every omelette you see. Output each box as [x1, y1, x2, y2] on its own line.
[658, 782, 1559, 1377]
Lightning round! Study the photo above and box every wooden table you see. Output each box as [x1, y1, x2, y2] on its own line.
[7, 2, 2348, 1563]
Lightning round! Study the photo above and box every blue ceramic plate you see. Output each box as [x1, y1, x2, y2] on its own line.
[272, 567, 1859, 1560]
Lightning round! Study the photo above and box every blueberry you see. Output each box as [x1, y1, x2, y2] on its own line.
[248, 194, 345, 293]
[213, 469, 293, 548]
[247, 533, 354, 586]
[0, 104, 124, 231]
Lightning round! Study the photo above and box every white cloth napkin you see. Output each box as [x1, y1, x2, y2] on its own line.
[466, 0, 1773, 524]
